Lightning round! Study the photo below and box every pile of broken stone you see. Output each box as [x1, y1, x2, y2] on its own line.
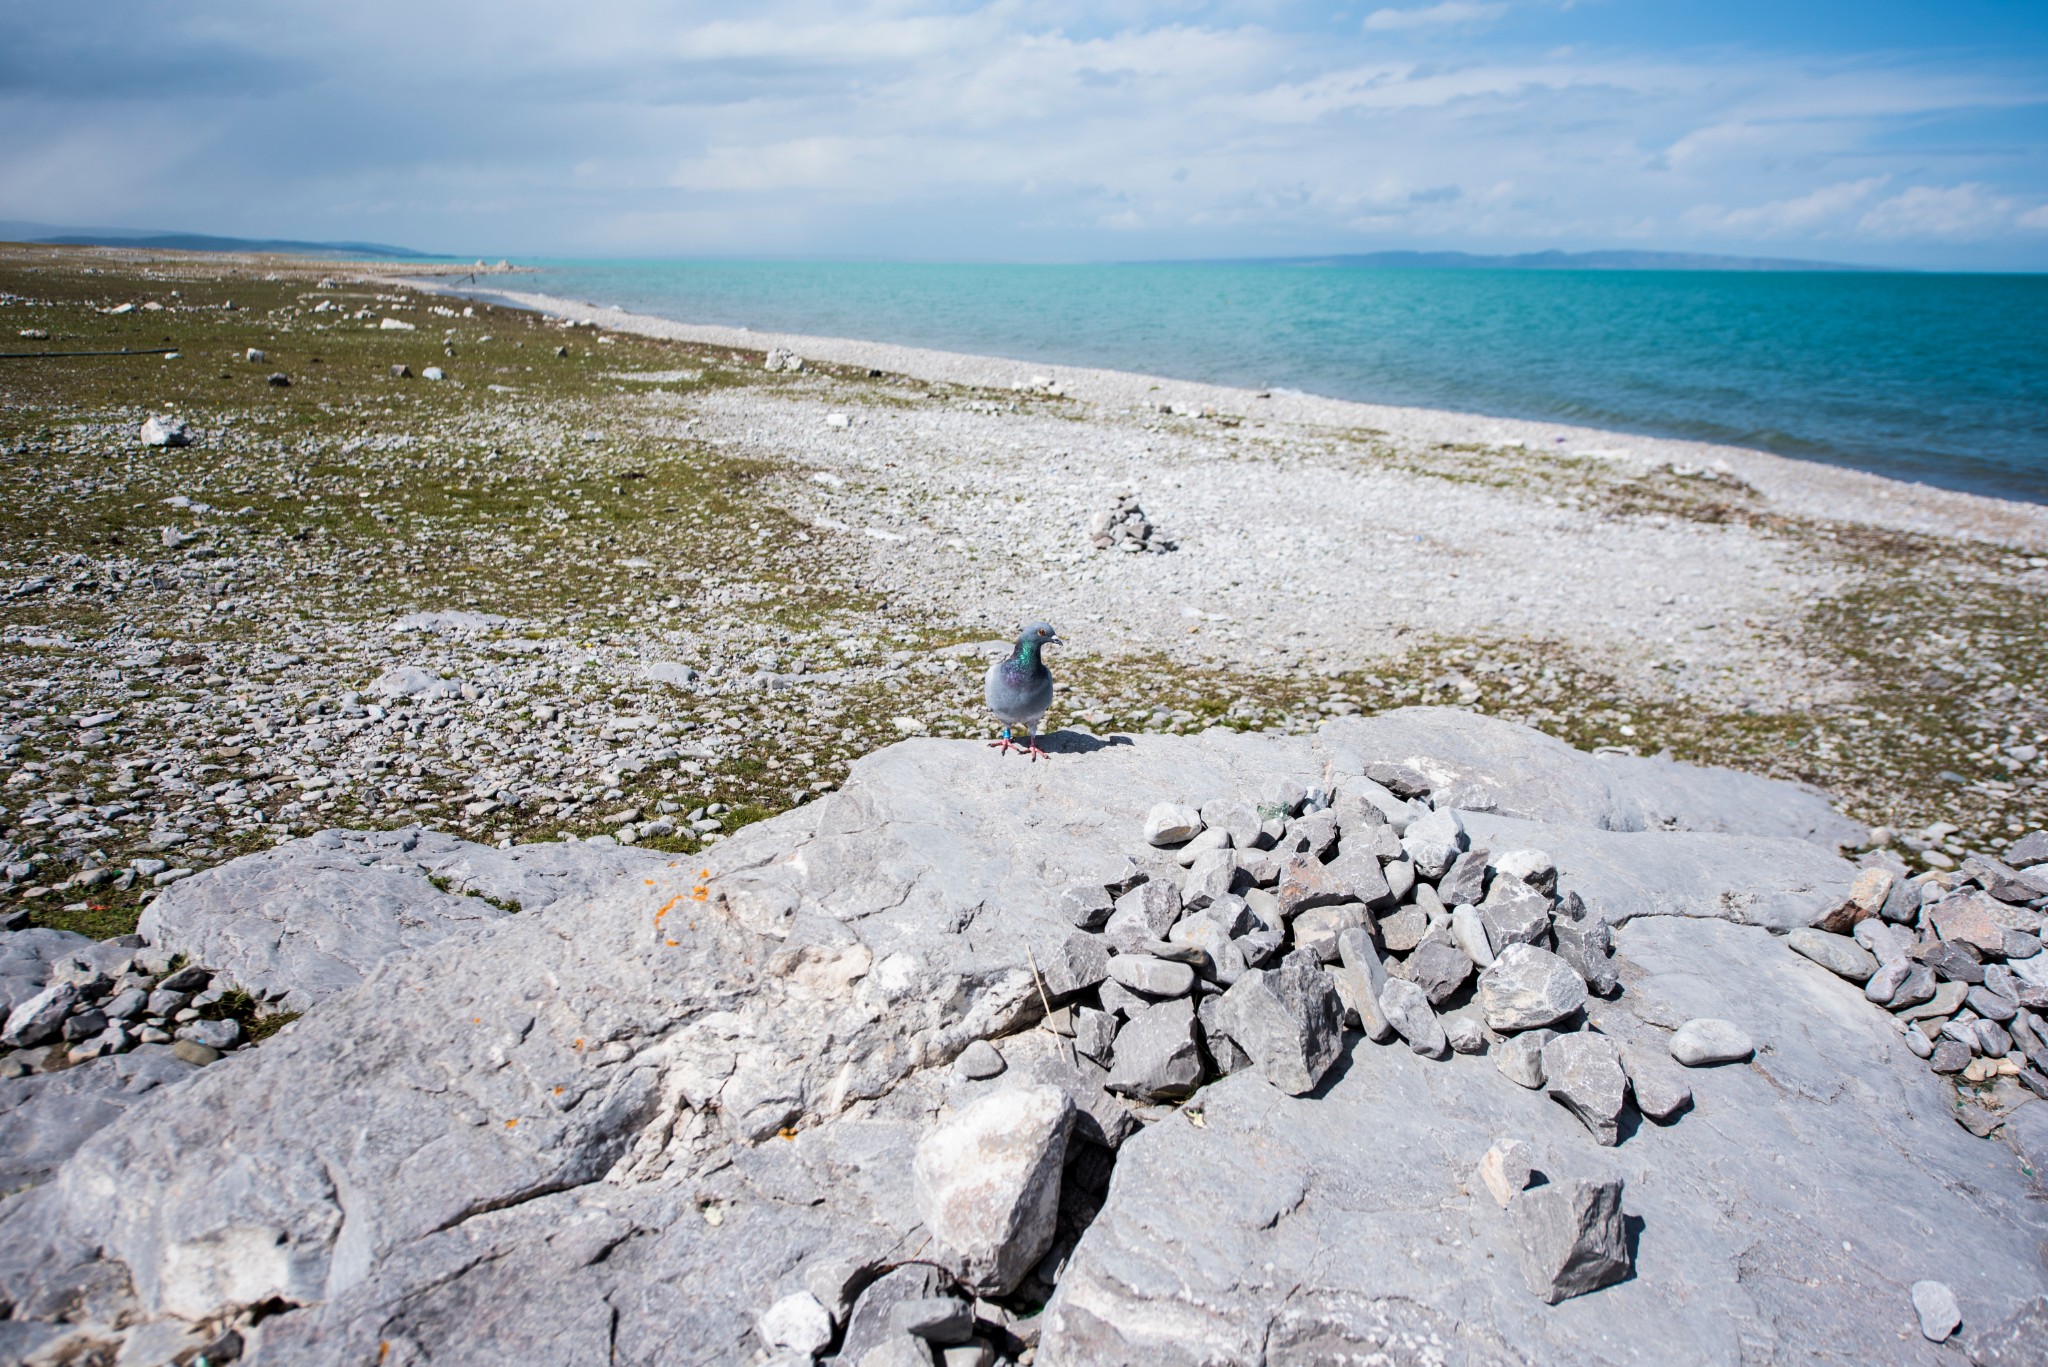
[1082, 495, 1174, 554]
[1020, 763, 1753, 1303]
[1781, 831, 2048, 1132]
[2, 930, 246, 1074]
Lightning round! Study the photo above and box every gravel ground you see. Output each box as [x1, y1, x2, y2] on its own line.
[1, 243, 2044, 944]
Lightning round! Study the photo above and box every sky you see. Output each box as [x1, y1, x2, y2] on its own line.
[3, 1, 2047, 268]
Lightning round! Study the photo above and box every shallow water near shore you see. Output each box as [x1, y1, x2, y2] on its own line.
[518, 259, 2048, 504]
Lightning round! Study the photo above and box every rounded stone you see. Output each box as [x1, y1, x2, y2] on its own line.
[1669, 1018, 1755, 1067]
[1910, 1279, 1960, 1343]
[955, 1039, 1005, 1080]
[758, 1291, 834, 1354]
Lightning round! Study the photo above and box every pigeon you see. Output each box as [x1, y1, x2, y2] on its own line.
[985, 621, 1060, 760]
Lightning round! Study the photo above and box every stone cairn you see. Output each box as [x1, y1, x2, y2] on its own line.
[1085, 494, 1175, 554]
[764, 347, 806, 373]
[1780, 835, 2048, 1136]
[2, 941, 249, 1073]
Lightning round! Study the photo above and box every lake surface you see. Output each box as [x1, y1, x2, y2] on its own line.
[514, 259, 2048, 504]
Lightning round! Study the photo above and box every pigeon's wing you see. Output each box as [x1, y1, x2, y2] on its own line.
[983, 659, 1006, 712]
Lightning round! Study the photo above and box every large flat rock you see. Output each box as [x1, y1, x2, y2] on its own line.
[136, 826, 670, 1009]
[0, 713, 1899, 1363]
[0, 1047, 197, 1193]
[1043, 916, 2048, 1364]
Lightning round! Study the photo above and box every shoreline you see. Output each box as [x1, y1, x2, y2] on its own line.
[416, 277, 2048, 552]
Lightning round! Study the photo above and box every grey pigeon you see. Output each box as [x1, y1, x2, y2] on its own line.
[985, 621, 1060, 760]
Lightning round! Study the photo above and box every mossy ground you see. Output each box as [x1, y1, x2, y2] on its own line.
[3, 245, 2043, 943]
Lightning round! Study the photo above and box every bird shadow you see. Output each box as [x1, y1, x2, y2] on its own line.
[1038, 729, 1133, 755]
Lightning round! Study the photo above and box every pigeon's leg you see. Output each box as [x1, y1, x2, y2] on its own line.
[1026, 723, 1049, 762]
[988, 726, 1022, 756]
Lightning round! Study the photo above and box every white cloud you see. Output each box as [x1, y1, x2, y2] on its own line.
[1856, 183, 2026, 241]
[1364, 3, 1508, 32]
[0, 1, 2042, 263]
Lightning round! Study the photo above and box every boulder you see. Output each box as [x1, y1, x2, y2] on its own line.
[1104, 997, 1202, 1102]
[912, 1085, 1074, 1296]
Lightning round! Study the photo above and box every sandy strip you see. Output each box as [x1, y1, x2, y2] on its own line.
[416, 280, 2048, 551]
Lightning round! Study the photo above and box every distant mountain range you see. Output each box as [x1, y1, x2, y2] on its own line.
[1206, 249, 1883, 272]
[0, 220, 434, 260]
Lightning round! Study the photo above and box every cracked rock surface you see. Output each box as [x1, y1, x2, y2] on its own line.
[0, 710, 2043, 1364]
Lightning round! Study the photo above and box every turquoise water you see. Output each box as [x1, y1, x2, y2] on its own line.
[513, 261, 2048, 504]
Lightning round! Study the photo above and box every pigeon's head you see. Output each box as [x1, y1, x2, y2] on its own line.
[1019, 620, 1061, 649]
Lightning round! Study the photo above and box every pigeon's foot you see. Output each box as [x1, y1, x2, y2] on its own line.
[987, 736, 1024, 756]
[1026, 736, 1050, 762]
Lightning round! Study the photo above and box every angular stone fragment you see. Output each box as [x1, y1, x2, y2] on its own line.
[1200, 799, 1264, 850]
[1324, 848, 1394, 909]
[1277, 813, 1339, 862]
[1406, 933, 1475, 1007]
[1928, 1039, 1971, 1073]
[1478, 944, 1588, 1032]
[1668, 1018, 1754, 1066]
[1964, 854, 2048, 905]
[1786, 928, 1877, 981]
[1369, 761, 1432, 798]
[1442, 1010, 1487, 1055]
[1380, 978, 1447, 1058]
[2009, 831, 2048, 865]
[1196, 994, 1253, 1076]
[1619, 1041, 1693, 1122]
[1880, 875, 1924, 924]
[912, 1085, 1075, 1296]
[1144, 804, 1204, 847]
[1495, 1029, 1556, 1089]
[1058, 883, 1115, 932]
[1383, 858, 1416, 903]
[838, 1266, 946, 1366]
[1508, 1177, 1631, 1303]
[1106, 881, 1181, 947]
[1550, 901, 1619, 997]
[1181, 848, 1244, 911]
[1378, 903, 1427, 954]
[1910, 1279, 1961, 1344]
[2, 982, 79, 1048]
[1276, 856, 1347, 920]
[1104, 997, 1203, 1101]
[1331, 926, 1396, 1044]
[1106, 955, 1194, 1000]
[892, 1296, 973, 1345]
[1214, 959, 1343, 1095]
[1477, 1137, 1533, 1208]
[1450, 905, 1495, 969]
[1038, 934, 1109, 1000]
[1290, 902, 1367, 964]
[1541, 1033, 1628, 1145]
[1400, 807, 1465, 880]
[1913, 941, 1984, 986]
[1492, 849, 1557, 898]
[1480, 875, 1552, 952]
[1072, 1007, 1117, 1065]
[1816, 867, 1892, 934]
[1438, 849, 1491, 907]
[1931, 891, 2042, 955]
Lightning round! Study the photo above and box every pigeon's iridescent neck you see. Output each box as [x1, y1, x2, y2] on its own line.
[1014, 638, 1042, 669]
